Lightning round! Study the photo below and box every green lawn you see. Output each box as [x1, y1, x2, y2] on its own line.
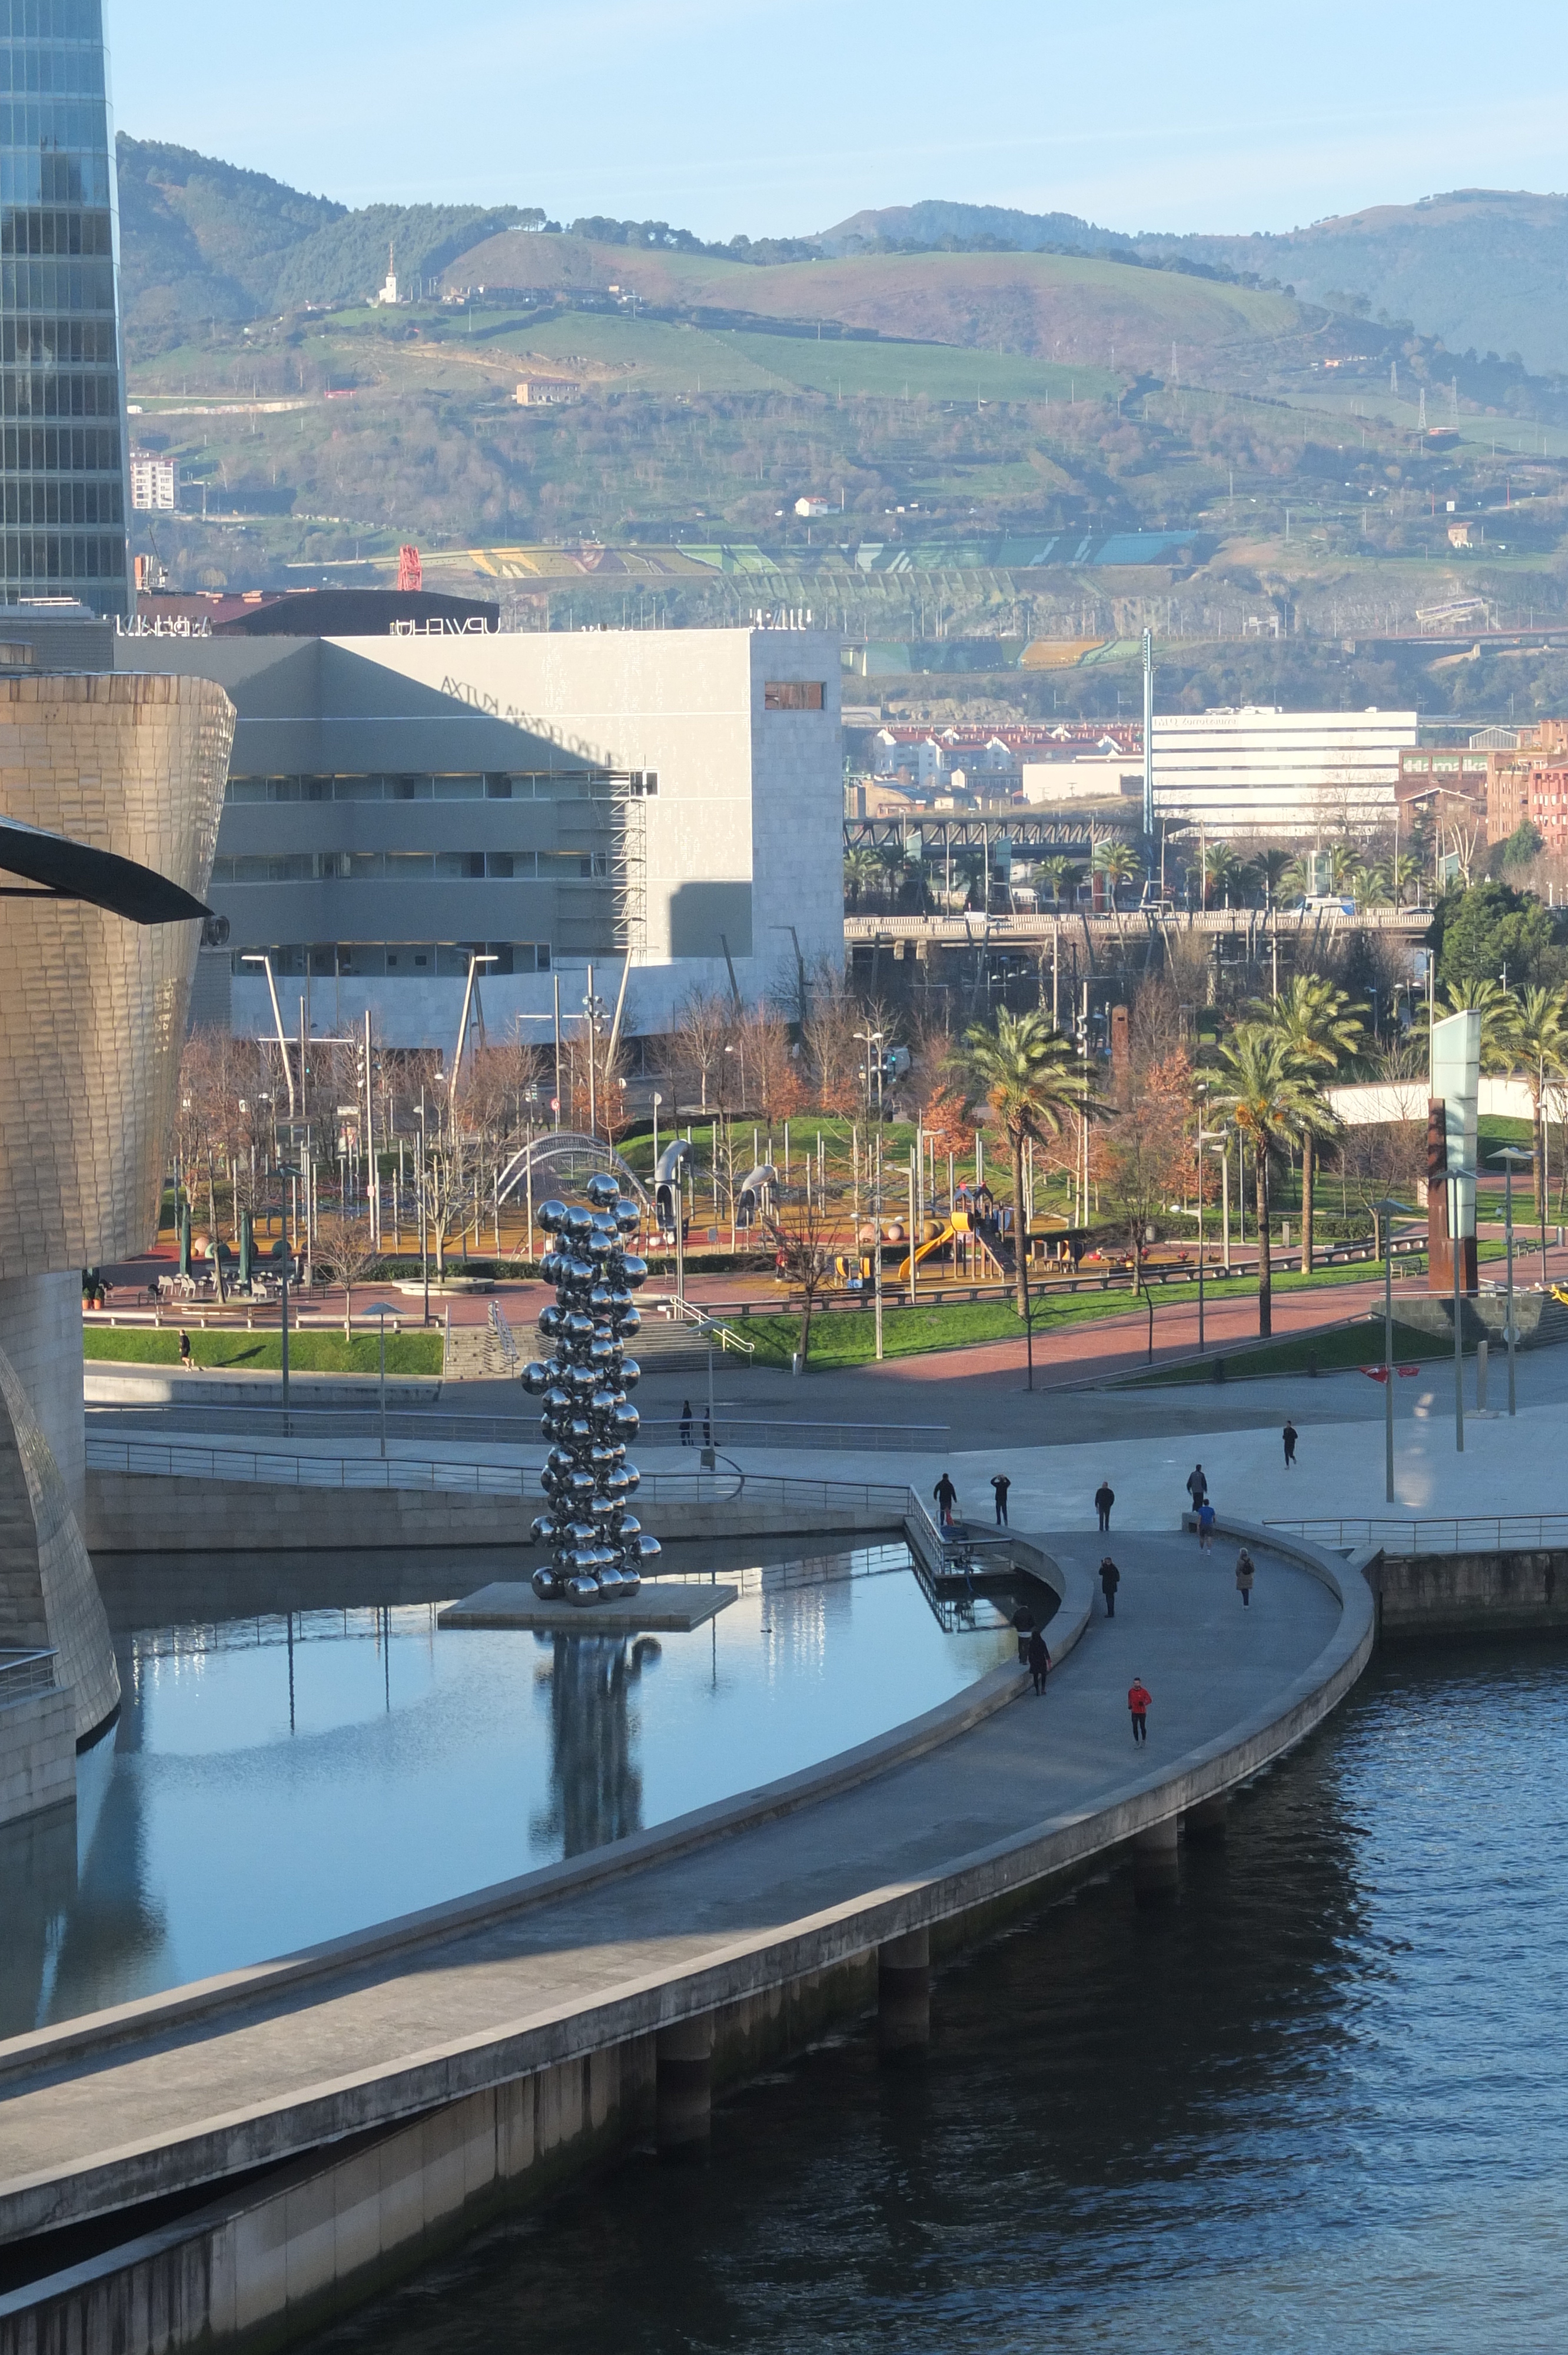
[83, 1329, 443, 1375]
[1122, 1318, 1448, 1388]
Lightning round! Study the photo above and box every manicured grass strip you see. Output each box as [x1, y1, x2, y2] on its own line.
[1125, 1319, 1449, 1388]
[82, 1329, 443, 1375]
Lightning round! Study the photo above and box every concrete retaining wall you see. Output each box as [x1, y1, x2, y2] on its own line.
[0, 1688, 74, 1827]
[84, 1470, 903, 1554]
[1369, 1548, 1568, 1641]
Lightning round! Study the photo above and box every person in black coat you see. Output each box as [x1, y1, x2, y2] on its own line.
[1099, 1556, 1121, 1617]
[1095, 1478, 1115, 1531]
[1026, 1625, 1051, 1695]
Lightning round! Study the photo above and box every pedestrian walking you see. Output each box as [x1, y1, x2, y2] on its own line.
[991, 1472, 1011, 1527]
[1128, 1677, 1151, 1744]
[1027, 1625, 1051, 1696]
[1186, 1462, 1208, 1510]
[933, 1471, 958, 1530]
[178, 1327, 192, 1371]
[1198, 1498, 1216, 1552]
[1283, 1419, 1298, 1468]
[679, 1399, 693, 1446]
[1235, 1546, 1255, 1606]
[1095, 1478, 1115, 1532]
[1099, 1555, 1121, 1617]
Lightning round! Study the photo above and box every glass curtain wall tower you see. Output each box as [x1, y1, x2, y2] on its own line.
[0, 0, 129, 616]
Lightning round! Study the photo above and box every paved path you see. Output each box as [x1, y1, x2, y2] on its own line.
[0, 1528, 1355, 2241]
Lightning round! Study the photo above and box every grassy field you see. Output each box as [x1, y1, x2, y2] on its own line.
[82, 1330, 444, 1375]
[1122, 1318, 1446, 1388]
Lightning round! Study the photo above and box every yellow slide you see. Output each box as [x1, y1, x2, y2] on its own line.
[898, 1213, 969, 1284]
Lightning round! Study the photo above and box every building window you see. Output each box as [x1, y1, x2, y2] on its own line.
[765, 681, 825, 711]
[234, 941, 551, 977]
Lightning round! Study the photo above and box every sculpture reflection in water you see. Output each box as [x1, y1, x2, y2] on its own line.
[531, 1632, 662, 1858]
[522, 1174, 662, 1606]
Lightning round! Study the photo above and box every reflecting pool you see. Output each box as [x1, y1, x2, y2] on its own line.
[0, 1547, 1014, 2038]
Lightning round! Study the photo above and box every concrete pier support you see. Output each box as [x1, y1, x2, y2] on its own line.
[878, 1928, 931, 2052]
[656, 2016, 713, 2158]
[1183, 1793, 1231, 1845]
[1132, 1816, 1181, 1904]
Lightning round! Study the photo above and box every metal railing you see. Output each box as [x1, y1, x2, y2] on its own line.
[644, 1293, 755, 1357]
[86, 1434, 913, 1519]
[486, 1299, 520, 1371]
[85, 1402, 946, 1454]
[1266, 1514, 1568, 1558]
[0, 1649, 57, 1706]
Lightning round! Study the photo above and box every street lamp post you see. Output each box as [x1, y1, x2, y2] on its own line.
[855, 1029, 886, 1362]
[1373, 1196, 1419, 1503]
[1492, 1146, 1533, 1417]
[1447, 1165, 1477, 1454]
[268, 1162, 302, 1434]
[363, 1302, 397, 1459]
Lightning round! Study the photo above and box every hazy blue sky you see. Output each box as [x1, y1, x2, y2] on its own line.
[107, 0, 1568, 237]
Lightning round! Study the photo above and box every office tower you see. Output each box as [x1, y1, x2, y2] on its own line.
[0, 0, 130, 616]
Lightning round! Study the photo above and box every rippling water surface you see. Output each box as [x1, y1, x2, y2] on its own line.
[299, 1641, 1568, 2355]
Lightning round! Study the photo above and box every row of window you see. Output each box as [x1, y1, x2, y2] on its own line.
[0, 42, 102, 93]
[0, 257, 115, 313]
[0, 369, 119, 417]
[0, 152, 109, 209]
[0, 317, 114, 364]
[0, 5, 107, 44]
[214, 851, 606, 884]
[0, 526, 123, 577]
[230, 941, 552, 979]
[0, 477, 118, 523]
[0, 423, 118, 470]
[0, 102, 111, 153]
[224, 770, 611, 805]
[0, 204, 109, 254]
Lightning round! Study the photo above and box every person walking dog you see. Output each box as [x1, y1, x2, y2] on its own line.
[1235, 1546, 1255, 1606]
[1099, 1556, 1121, 1617]
[933, 1471, 958, 1530]
[1127, 1677, 1151, 1744]
[1095, 1478, 1115, 1531]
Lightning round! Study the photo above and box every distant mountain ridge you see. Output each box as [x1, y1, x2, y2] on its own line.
[817, 190, 1568, 373]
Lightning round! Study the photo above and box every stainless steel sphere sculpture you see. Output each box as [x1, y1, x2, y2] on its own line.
[521, 1173, 662, 1607]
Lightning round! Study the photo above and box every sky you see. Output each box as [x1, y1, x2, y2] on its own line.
[107, 0, 1568, 240]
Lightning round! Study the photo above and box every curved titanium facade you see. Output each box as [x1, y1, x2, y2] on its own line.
[0, 670, 234, 1279]
[0, 0, 129, 616]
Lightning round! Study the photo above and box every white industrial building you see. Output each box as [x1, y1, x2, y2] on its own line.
[118, 625, 843, 1047]
[1151, 706, 1417, 837]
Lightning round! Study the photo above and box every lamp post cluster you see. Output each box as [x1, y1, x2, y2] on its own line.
[522, 1174, 661, 1607]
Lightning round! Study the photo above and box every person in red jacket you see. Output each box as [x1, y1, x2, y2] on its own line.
[1127, 1677, 1151, 1744]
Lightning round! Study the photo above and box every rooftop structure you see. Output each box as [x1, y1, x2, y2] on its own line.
[115, 620, 843, 1047]
[1151, 707, 1417, 838]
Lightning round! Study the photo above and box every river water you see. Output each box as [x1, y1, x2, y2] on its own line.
[297, 1638, 1568, 2355]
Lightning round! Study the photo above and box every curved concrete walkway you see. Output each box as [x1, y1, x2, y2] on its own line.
[0, 1522, 1369, 2245]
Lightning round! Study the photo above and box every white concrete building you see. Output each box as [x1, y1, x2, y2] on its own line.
[119, 626, 842, 1047]
[1021, 756, 1142, 804]
[1151, 706, 1416, 838]
[129, 454, 177, 513]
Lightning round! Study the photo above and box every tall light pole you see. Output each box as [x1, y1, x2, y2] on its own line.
[1447, 1165, 1476, 1454]
[1492, 1146, 1533, 1417]
[241, 953, 297, 1117]
[364, 1301, 397, 1459]
[451, 952, 497, 1116]
[855, 1029, 886, 1361]
[1373, 1197, 1419, 1503]
[1141, 625, 1154, 841]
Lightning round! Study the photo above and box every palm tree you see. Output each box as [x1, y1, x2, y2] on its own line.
[1505, 984, 1568, 1220]
[1247, 847, 1291, 909]
[962, 1008, 1112, 1318]
[843, 847, 880, 909]
[1425, 978, 1520, 1073]
[1253, 976, 1365, 1273]
[1209, 1024, 1341, 1336]
[1202, 841, 1241, 908]
[1095, 840, 1142, 909]
[1041, 855, 1080, 908]
[1391, 852, 1422, 908]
